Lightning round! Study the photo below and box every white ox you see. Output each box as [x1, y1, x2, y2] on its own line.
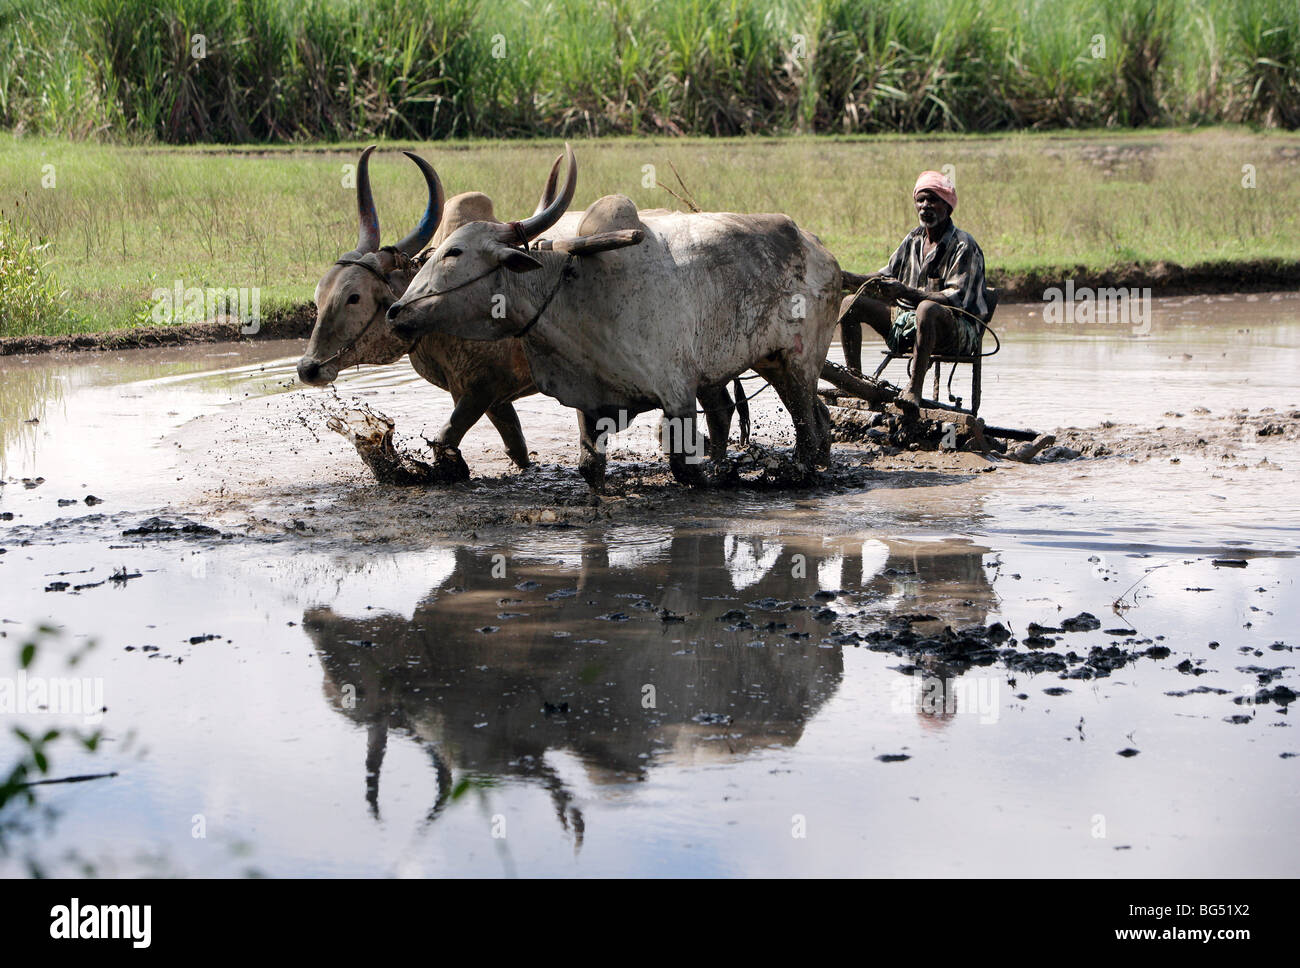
[386, 145, 839, 491]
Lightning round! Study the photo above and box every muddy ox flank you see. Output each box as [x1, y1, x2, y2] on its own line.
[50, 899, 151, 948]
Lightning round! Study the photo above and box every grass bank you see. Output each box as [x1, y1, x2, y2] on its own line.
[1, 0, 1298, 143]
[1, 128, 1298, 339]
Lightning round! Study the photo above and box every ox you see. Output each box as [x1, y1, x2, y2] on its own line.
[387, 145, 838, 491]
[296, 146, 565, 469]
[297, 148, 738, 478]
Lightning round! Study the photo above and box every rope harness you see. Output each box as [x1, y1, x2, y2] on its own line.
[389, 243, 576, 341]
[314, 248, 421, 367]
[392, 262, 507, 309]
[514, 254, 575, 338]
[947, 303, 1002, 358]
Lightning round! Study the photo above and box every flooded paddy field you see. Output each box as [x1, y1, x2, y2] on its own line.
[1, 292, 1298, 877]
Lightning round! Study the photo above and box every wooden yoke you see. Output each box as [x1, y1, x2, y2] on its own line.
[533, 228, 644, 256]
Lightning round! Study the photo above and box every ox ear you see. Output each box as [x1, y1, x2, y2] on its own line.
[495, 245, 543, 274]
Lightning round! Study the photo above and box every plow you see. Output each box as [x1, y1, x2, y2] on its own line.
[818, 270, 1054, 462]
[818, 360, 1056, 462]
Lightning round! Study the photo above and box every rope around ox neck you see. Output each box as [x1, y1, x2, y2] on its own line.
[514, 254, 575, 339]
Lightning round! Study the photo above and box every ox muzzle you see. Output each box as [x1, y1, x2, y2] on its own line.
[296, 356, 340, 387]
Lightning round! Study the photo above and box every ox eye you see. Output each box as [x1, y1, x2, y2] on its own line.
[443, 248, 462, 259]
[346, 293, 361, 305]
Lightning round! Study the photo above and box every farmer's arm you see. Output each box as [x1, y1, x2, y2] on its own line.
[889, 281, 955, 305]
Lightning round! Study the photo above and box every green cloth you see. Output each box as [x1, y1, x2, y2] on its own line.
[888, 306, 982, 357]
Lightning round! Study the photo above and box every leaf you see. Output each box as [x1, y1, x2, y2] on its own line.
[20, 643, 35, 669]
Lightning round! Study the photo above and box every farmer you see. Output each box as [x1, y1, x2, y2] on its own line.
[837, 170, 990, 407]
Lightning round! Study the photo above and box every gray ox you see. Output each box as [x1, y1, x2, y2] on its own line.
[297, 148, 739, 478]
[387, 145, 838, 491]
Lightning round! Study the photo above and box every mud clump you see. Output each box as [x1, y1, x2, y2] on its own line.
[1240, 685, 1298, 707]
[123, 516, 223, 539]
[856, 616, 1180, 683]
[325, 406, 469, 486]
[1061, 612, 1102, 632]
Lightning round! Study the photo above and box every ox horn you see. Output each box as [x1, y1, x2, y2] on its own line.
[355, 145, 380, 254]
[531, 152, 563, 218]
[513, 142, 576, 242]
[395, 150, 445, 257]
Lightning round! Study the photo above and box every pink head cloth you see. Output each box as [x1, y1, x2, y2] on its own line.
[913, 171, 956, 212]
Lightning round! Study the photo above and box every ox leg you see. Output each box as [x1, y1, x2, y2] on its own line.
[664, 404, 708, 487]
[436, 384, 528, 472]
[813, 396, 833, 466]
[755, 359, 820, 483]
[485, 401, 531, 469]
[432, 389, 490, 451]
[577, 410, 608, 494]
[696, 384, 733, 464]
[427, 392, 461, 451]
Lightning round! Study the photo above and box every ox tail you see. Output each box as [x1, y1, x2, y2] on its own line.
[734, 377, 750, 447]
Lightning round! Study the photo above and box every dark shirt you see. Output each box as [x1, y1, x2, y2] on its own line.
[880, 221, 990, 322]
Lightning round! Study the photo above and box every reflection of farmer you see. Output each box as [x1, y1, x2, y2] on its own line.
[837, 171, 991, 406]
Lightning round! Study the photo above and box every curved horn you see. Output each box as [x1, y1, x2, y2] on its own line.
[531, 153, 563, 218]
[514, 142, 576, 242]
[395, 150, 445, 256]
[356, 145, 380, 254]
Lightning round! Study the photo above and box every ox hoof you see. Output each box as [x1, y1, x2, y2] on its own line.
[669, 458, 708, 488]
[427, 444, 470, 483]
[578, 465, 607, 494]
[705, 458, 740, 488]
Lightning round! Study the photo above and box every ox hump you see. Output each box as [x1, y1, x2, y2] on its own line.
[432, 192, 498, 247]
[577, 194, 646, 236]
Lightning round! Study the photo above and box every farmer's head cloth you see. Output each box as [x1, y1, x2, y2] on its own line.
[913, 171, 957, 212]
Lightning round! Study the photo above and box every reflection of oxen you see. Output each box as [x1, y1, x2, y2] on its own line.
[303, 530, 849, 846]
[303, 529, 1000, 846]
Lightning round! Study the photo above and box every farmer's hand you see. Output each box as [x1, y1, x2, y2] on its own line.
[873, 276, 909, 302]
[857, 274, 901, 301]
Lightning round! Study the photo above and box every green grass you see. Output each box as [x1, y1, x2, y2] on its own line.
[0, 205, 69, 336]
[0, 0, 1298, 144]
[1, 127, 1298, 337]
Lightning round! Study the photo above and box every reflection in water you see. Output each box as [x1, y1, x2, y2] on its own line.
[0, 364, 65, 474]
[303, 529, 998, 845]
[851, 536, 998, 733]
[0, 345, 300, 474]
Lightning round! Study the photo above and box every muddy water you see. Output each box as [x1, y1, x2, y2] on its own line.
[1, 293, 1298, 876]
